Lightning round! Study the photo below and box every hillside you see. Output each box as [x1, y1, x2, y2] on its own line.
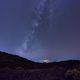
[0, 51, 80, 80]
[0, 51, 37, 69]
[0, 51, 80, 69]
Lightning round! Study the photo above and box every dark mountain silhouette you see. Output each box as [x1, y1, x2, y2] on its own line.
[0, 51, 38, 69]
[0, 51, 80, 80]
[0, 51, 80, 69]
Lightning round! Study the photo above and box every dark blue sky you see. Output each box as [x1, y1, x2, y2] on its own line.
[0, 0, 80, 62]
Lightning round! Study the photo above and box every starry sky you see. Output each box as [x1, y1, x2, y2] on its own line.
[0, 0, 80, 62]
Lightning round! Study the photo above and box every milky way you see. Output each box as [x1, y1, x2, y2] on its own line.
[0, 0, 80, 62]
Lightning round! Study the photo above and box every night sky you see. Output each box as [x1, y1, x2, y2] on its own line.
[0, 0, 80, 62]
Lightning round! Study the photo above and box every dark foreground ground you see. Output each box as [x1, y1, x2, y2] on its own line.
[0, 68, 66, 80]
[0, 67, 80, 80]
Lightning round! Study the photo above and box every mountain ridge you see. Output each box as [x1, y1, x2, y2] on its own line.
[0, 51, 80, 69]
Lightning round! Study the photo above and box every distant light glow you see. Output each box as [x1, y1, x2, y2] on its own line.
[41, 59, 50, 63]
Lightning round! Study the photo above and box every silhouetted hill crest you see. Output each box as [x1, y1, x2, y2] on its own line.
[0, 51, 37, 69]
[0, 51, 80, 69]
